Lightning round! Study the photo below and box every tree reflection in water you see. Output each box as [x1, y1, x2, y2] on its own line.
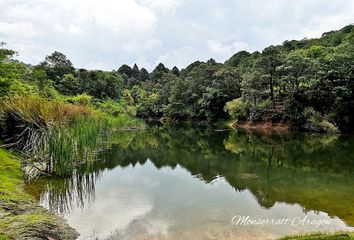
[26, 126, 354, 226]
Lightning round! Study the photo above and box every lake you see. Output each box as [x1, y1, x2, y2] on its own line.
[26, 126, 354, 240]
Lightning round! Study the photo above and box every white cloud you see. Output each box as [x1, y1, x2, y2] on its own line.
[141, 0, 182, 12]
[156, 46, 207, 68]
[134, 56, 154, 70]
[0, 22, 38, 38]
[120, 38, 162, 54]
[0, 0, 160, 69]
[207, 37, 249, 59]
[1, 0, 354, 70]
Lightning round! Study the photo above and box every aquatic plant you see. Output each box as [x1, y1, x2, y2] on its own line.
[0, 96, 144, 177]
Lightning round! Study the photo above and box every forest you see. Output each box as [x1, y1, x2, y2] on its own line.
[1, 24, 354, 133]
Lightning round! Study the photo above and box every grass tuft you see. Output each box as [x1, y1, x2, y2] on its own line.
[0, 95, 144, 177]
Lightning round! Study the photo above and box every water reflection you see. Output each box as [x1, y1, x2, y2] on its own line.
[26, 126, 354, 239]
[27, 171, 99, 214]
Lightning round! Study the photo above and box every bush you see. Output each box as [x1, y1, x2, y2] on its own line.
[257, 99, 272, 109]
[224, 98, 248, 121]
[303, 107, 339, 133]
[0, 78, 37, 98]
[94, 99, 136, 117]
[66, 93, 93, 106]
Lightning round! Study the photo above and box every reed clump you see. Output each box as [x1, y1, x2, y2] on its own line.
[0, 96, 143, 177]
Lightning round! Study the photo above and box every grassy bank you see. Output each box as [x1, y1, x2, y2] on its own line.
[0, 95, 144, 238]
[0, 148, 78, 239]
[279, 232, 354, 240]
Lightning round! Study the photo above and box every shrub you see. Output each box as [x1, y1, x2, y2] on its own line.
[94, 99, 134, 117]
[66, 93, 93, 106]
[224, 98, 248, 122]
[257, 98, 272, 109]
[303, 107, 339, 133]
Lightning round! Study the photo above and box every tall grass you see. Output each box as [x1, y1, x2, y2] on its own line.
[0, 96, 144, 177]
[43, 119, 101, 175]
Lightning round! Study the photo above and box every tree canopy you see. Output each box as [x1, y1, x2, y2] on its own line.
[1, 24, 354, 132]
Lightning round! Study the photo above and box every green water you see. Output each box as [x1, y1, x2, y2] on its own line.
[26, 126, 354, 240]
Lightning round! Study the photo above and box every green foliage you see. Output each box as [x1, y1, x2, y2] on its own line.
[241, 72, 268, 108]
[132, 86, 159, 118]
[132, 59, 242, 121]
[0, 96, 144, 176]
[78, 70, 123, 99]
[224, 98, 247, 121]
[0, 42, 16, 61]
[150, 63, 169, 81]
[0, 44, 37, 98]
[139, 67, 150, 81]
[225, 50, 251, 67]
[279, 232, 354, 240]
[2, 25, 354, 132]
[303, 107, 339, 133]
[111, 26, 354, 131]
[0, 148, 78, 239]
[35, 52, 124, 99]
[0, 76, 36, 98]
[118, 64, 133, 78]
[171, 66, 180, 76]
[57, 73, 81, 95]
[225, 25, 354, 132]
[66, 93, 93, 105]
[164, 78, 193, 120]
[39, 51, 74, 83]
[94, 98, 135, 117]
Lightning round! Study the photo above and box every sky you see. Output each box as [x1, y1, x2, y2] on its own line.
[1, 0, 354, 71]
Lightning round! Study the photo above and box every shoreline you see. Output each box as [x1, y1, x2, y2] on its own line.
[278, 232, 354, 239]
[0, 149, 78, 240]
[231, 121, 291, 134]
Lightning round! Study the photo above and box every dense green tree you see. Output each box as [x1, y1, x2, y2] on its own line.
[31, 67, 48, 95]
[85, 71, 122, 99]
[0, 43, 34, 98]
[58, 73, 81, 95]
[171, 66, 180, 76]
[150, 63, 169, 81]
[165, 79, 192, 119]
[241, 72, 268, 108]
[278, 50, 314, 93]
[2, 25, 354, 132]
[0, 44, 16, 97]
[257, 46, 283, 109]
[225, 50, 251, 67]
[0, 42, 16, 61]
[311, 40, 354, 132]
[117, 64, 132, 77]
[39, 51, 74, 83]
[139, 68, 150, 81]
[131, 64, 140, 79]
[131, 86, 159, 118]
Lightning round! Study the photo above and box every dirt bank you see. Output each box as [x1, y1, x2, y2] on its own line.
[233, 121, 291, 133]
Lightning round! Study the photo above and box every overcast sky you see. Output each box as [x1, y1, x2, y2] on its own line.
[1, 0, 354, 71]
